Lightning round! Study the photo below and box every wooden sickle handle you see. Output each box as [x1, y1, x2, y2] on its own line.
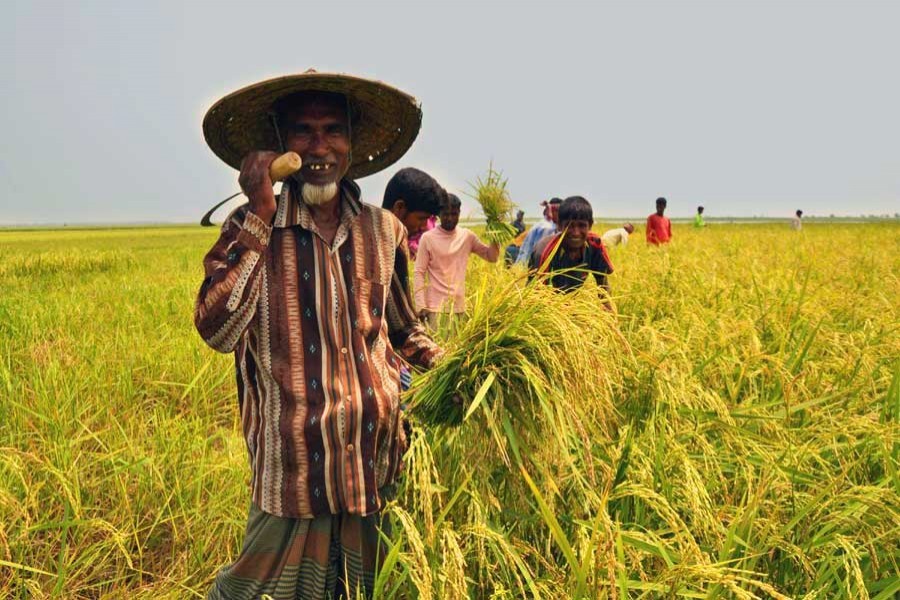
[269, 152, 302, 181]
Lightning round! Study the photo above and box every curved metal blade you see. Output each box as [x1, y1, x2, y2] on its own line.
[200, 191, 244, 227]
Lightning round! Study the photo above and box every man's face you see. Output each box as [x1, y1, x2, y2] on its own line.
[394, 203, 433, 236]
[624, 223, 635, 234]
[439, 205, 461, 231]
[656, 201, 666, 216]
[561, 219, 592, 253]
[280, 97, 350, 187]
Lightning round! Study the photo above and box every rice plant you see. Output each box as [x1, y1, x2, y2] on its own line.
[1, 221, 898, 598]
[468, 163, 518, 245]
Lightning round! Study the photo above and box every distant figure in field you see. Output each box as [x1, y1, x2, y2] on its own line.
[512, 209, 526, 235]
[414, 193, 499, 329]
[792, 209, 803, 231]
[382, 167, 444, 242]
[515, 197, 561, 265]
[601, 222, 635, 247]
[529, 196, 614, 307]
[646, 197, 672, 245]
[694, 206, 706, 228]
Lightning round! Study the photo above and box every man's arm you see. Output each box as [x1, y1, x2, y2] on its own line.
[194, 206, 270, 353]
[385, 225, 443, 370]
[194, 151, 279, 353]
[646, 217, 657, 244]
[469, 230, 500, 263]
[413, 234, 430, 316]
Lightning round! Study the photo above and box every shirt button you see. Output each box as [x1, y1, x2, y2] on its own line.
[341, 347, 348, 354]
[346, 444, 354, 452]
[346, 395, 352, 402]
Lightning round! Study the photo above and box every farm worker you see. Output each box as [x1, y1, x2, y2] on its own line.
[512, 209, 526, 235]
[600, 222, 635, 247]
[195, 70, 446, 600]
[694, 206, 706, 228]
[792, 209, 803, 230]
[414, 193, 500, 329]
[515, 197, 562, 265]
[529, 196, 614, 306]
[382, 167, 444, 259]
[381, 168, 445, 389]
[646, 196, 673, 245]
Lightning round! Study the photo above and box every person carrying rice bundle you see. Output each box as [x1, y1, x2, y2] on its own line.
[528, 196, 614, 306]
[195, 69, 448, 600]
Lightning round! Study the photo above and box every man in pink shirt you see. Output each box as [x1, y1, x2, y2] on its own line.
[414, 194, 500, 329]
[646, 196, 673, 245]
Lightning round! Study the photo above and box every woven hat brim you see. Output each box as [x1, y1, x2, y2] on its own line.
[203, 72, 422, 180]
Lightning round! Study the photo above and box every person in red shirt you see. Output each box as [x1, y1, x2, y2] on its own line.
[646, 196, 673, 245]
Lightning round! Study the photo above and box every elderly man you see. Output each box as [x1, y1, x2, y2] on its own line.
[196, 71, 444, 599]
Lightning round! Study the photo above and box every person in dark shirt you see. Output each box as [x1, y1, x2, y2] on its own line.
[528, 196, 614, 306]
[511, 209, 526, 235]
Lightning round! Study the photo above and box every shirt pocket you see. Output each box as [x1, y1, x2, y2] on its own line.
[353, 275, 387, 344]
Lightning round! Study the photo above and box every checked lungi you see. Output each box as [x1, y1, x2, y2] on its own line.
[207, 503, 390, 600]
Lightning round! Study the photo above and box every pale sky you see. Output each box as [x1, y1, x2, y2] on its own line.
[2, 0, 899, 225]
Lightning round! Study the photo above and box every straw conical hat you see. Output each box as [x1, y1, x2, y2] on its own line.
[203, 70, 422, 179]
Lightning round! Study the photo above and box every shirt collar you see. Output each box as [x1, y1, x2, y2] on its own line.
[273, 178, 362, 229]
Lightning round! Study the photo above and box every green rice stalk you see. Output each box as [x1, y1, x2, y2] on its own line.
[468, 163, 518, 245]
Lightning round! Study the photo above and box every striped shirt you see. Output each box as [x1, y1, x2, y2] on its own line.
[195, 180, 442, 518]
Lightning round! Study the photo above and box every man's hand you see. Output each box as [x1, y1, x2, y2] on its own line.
[238, 151, 279, 223]
[418, 309, 429, 321]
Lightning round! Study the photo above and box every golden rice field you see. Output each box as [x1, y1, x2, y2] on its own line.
[1, 221, 898, 599]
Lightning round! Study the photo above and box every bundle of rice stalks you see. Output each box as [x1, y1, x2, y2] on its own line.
[408, 269, 618, 433]
[469, 163, 518, 245]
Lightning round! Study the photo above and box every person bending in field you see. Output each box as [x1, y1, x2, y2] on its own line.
[600, 222, 635, 248]
[792, 209, 803, 231]
[515, 197, 561, 265]
[528, 196, 614, 307]
[414, 193, 499, 329]
[195, 71, 447, 600]
[382, 166, 445, 256]
[646, 196, 672, 245]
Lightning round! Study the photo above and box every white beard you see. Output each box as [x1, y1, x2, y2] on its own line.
[301, 182, 338, 206]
